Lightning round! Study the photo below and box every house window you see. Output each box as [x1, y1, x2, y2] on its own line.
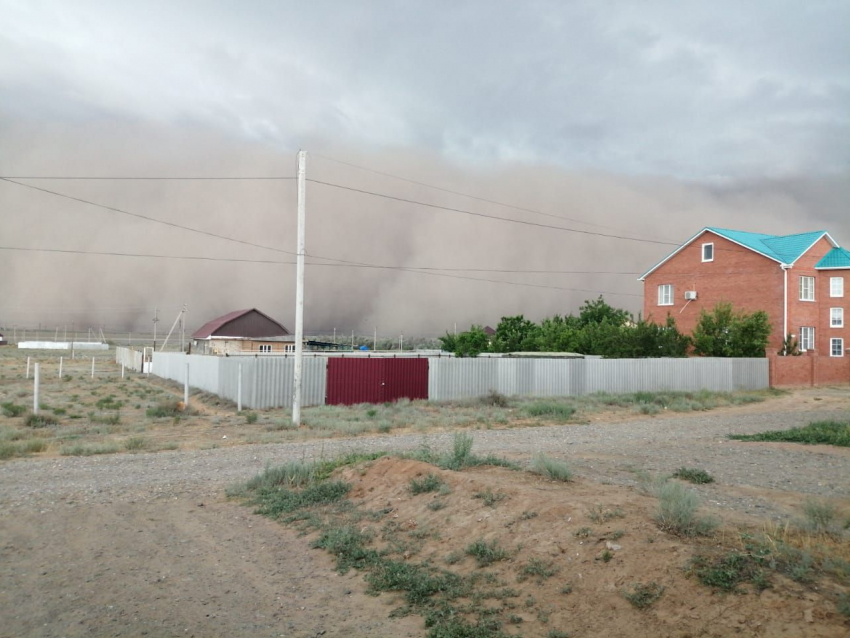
[701, 243, 714, 262]
[284, 344, 295, 353]
[258, 344, 272, 353]
[831, 308, 844, 328]
[658, 284, 673, 306]
[831, 338, 844, 357]
[800, 326, 815, 351]
[831, 277, 844, 298]
[799, 276, 815, 301]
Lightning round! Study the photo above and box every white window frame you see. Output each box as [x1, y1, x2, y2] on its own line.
[658, 284, 673, 306]
[701, 242, 714, 263]
[831, 277, 844, 298]
[830, 338, 844, 357]
[284, 344, 295, 353]
[258, 344, 272, 353]
[799, 276, 815, 302]
[831, 308, 844, 328]
[800, 326, 815, 351]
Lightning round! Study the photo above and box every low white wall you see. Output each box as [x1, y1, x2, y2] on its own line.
[18, 341, 110, 350]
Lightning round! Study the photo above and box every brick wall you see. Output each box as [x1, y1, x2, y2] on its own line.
[767, 350, 850, 387]
[643, 232, 785, 350]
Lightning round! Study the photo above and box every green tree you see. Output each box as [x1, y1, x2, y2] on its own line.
[578, 296, 631, 327]
[691, 302, 772, 357]
[440, 325, 490, 357]
[535, 315, 581, 352]
[492, 315, 541, 353]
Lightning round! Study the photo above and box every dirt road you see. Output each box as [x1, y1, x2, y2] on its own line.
[1, 393, 848, 637]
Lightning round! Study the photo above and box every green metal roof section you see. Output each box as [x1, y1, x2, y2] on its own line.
[706, 227, 829, 264]
[816, 247, 850, 269]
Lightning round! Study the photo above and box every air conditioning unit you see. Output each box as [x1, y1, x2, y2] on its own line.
[684, 291, 698, 300]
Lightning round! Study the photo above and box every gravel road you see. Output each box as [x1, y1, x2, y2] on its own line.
[3, 399, 848, 520]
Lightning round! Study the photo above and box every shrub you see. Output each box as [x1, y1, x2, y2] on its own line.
[95, 395, 124, 410]
[672, 467, 715, 484]
[124, 437, 148, 451]
[465, 539, 511, 567]
[623, 582, 665, 609]
[690, 552, 769, 592]
[530, 454, 573, 482]
[480, 391, 510, 408]
[146, 400, 182, 418]
[654, 481, 717, 537]
[410, 473, 445, 495]
[1, 402, 26, 418]
[517, 558, 558, 582]
[802, 498, 838, 533]
[245, 412, 258, 424]
[25, 413, 59, 428]
[524, 402, 576, 421]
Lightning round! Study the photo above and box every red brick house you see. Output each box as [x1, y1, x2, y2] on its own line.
[639, 227, 849, 361]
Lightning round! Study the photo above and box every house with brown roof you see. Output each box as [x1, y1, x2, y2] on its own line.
[191, 308, 294, 355]
[639, 227, 849, 362]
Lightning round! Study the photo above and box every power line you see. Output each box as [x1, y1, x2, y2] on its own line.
[0, 177, 298, 257]
[0, 245, 641, 297]
[310, 152, 668, 240]
[0, 176, 295, 180]
[306, 178, 680, 247]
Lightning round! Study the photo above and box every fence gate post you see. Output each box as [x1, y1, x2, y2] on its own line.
[33, 363, 40, 415]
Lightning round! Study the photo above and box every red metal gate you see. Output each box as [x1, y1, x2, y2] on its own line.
[326, 358, 429, 405]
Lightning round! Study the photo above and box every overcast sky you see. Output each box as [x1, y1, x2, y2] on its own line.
[0, 1, 848, 333]
[2, 0, 847, 178]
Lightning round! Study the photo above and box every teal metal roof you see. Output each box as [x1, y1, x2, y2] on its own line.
[639, 227, 840, 280]
[816, 247, 850, 269]
[706, 227, 829, 264]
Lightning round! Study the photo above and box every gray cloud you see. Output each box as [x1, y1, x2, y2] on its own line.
[0, 2, 847, 337]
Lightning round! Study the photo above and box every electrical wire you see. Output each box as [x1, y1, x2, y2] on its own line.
[0, 176, 295, 180]
[306, 177, 681, 247]
[309, 152, 670, 240]
[0, 245, 642, 297]
[0, 177, 298, 257]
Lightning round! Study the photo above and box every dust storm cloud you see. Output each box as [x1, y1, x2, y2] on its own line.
[1, 122, 847, 337]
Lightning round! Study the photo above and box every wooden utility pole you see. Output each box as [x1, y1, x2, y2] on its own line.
[292, 150, 307, 426]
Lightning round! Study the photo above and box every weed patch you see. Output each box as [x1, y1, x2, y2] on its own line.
[654, 482, 717, 537]
[530, 454, 573, 482]
[410, 473, 445, 495]
[25, 413, 59, 428]
[146, 400, 182, 418]
[466, 539, 511, 567]
[730, 420, 849, 447]
[524, 401, 576, 421]
[623, 582, 665, 609]
[1, 402, 26, 418]
[672, 467, 715, 484]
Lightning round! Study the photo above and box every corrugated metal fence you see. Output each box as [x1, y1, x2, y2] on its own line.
[150, 352, 327, 409]
[141, 352, 768, 408]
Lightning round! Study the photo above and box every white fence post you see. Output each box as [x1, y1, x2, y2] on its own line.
[59, 356, 63, 378]
[26, 356, 31, 379]
[33, 363, 40, 415]
[122, 363, 125, 379]
[184, 362, 190, 407]
[91, 357, 95, 379]
[237, 362, 243, 413]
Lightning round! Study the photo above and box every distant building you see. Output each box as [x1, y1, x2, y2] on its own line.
[191, 308, 348, 355]
[0, 333, 7, 346]
[191, 308, 293, 355]
[640, 227, 849, 358]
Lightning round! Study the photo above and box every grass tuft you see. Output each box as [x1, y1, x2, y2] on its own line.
[146, 400, 182, 418]
[1, 402, 27, 418]
[801, 498, 838, 534]
[530, 454, 573, 482]
[654, 481, 717, 537]
[25, 413, 59, 428]
[672, 467, 715, 484]
[523, 401, 576, 421]
[623, 582, 665, 609]
[465, 539, 511, 567]
[410, 473, 445, 495]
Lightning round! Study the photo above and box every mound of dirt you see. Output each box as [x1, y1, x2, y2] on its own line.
[334, 457, 849, 638]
